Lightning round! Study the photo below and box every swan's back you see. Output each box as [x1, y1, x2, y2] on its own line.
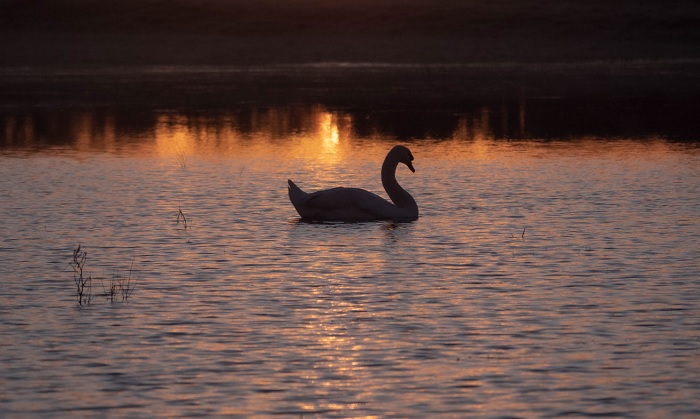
[288, 179, 415, 222]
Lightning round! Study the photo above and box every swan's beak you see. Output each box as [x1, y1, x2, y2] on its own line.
[406, 161, 415, 173]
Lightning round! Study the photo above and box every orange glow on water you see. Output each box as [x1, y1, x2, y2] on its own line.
[148, 107, 357, 166]
[1, 105, 695, 167]
[154, 114, 198, 157]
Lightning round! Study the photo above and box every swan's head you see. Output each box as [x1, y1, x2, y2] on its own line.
[391, 145, 415, 173]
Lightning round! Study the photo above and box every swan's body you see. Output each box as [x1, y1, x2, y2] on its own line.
[288, 145, 419, 222]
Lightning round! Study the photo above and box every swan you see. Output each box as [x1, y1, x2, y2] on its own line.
[288, 145, 419, 222]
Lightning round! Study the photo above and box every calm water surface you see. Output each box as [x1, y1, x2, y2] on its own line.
[1, 67, 700, 417]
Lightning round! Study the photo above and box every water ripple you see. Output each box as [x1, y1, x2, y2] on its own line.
[1, 140, 699, 417]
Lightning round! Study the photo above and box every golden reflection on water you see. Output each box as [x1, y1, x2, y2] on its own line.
[147, 106, 514, 168]
[150, 107, 355, 166]
[1, 105, 695, 169]
[0, 105, 499, 157]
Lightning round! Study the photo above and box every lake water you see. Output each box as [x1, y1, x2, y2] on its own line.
[1, 64, 699, 417]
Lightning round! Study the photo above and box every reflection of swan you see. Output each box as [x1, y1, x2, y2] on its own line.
[288, 145, 419, 222]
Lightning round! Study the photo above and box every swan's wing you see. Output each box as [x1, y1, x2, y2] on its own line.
[305, 187, 365, 208]
[305, 187, 399, 217]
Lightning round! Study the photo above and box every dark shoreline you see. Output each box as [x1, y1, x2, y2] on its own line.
[2, 0, 699, 67]
[3, 60, 699, 108]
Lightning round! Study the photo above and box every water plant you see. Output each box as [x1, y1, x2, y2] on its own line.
[175, 146, 188, 168]
[103, 260, 137, 302]
[70, 244, 139, 305]
[510, 226, 527, 240]
[69, 244, 92, 306]
[177, 206, 188, 229]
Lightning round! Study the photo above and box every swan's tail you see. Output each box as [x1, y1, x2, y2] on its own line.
[287, 179, 307, 206]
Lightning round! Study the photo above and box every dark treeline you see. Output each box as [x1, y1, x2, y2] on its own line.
[2, 0, 699, 66]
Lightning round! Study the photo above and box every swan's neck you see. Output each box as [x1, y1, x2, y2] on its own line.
[382, 157, 418, 213]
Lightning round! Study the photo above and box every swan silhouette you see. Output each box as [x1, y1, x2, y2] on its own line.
[288, 145, 419, 222]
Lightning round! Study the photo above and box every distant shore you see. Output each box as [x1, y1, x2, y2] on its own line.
[2, 0, 699, 67]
